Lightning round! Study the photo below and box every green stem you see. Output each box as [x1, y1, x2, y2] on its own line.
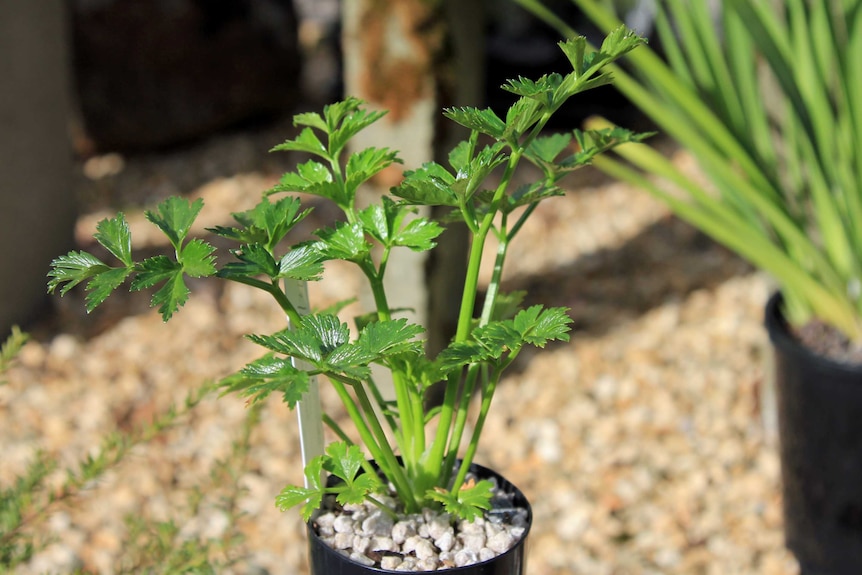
[349, 378, 416, 509]
[227, 276, 301, 326]
[451, 359, 514, 491]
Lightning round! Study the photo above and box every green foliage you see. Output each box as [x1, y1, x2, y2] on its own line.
[426, 479, 494, 523]
[0, 326, 28, 385]
[520, 0, 862, 341]
[48, 26, 647, 523]
[276, 442, 384, 522]
[0, 384, 216, 572]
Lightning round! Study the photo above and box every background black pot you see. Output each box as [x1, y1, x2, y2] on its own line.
[766, 292, 862, 575]
[306, 461, 531, 574]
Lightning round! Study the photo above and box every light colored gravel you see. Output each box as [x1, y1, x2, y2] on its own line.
[1, 124, 799, 574]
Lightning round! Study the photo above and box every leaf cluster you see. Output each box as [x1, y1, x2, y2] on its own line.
[47, 26, 649, 524]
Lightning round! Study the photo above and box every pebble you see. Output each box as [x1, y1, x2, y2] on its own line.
[312, 490, 527, 570]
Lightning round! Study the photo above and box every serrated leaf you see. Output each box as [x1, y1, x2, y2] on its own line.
[149, 270, 191, 322]
[323, 442, 364, 482]
[130, 256, 180, 290]
[513, 305, 573, 347]
[345, 147, 401, 196]
[47, 251, 111, 295]
[358, 197, 443, 251]
[355, 319, 425, 357]
[457, 143, 508, 201]
[314, 222, 371, 262]
[392, 217, 444, 251]
[426, 479, 493, 522]
[392, 162, 458, 207]
[448, 140, 471, 173]
[435, 340, 489, 371]
[291, 111, 329, 133]
[144, 197, 204, 250]
[220, 244, 279, 279]
[329, 107, 388, 155]
[276, 457, 325, 522]
[84, 267, 133, 312]
[494, 181, 565, 214]
[94, 213, 133, 266]
[504, 97, 543, 140]
[180, 239, 217, 277]
[223, 354, 310, 407]
[249, 315, 351, 364]
[270, 127, 328, 157]
[443, 107, 506, 139]
[272, 161, 346, 206]
[277, 244, 324, 281]
[528, 133, 572, 164]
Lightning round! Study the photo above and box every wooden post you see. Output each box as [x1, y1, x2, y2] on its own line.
[341, 0, 484, 403]
[0, 1, 76, 335]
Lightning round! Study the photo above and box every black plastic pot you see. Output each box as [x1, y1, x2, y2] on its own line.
[306, 461, 531, 574]
[766, 292, 862, 575]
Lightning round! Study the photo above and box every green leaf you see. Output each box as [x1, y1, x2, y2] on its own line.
[277, 244, 325, 281]
[144, 197, 204, 250]
[47, 251, 112, 295]
[222, 354, 310, 407]
[129, 256, 191, 321]
[513, 305, 572, 347]
[504, 97, 543, 140]
[220, 244, 279, 280]
[210, 196, 310, 251]
[358, 197, 444, 251]
[345, 147, 402, 196]
[435, 340, 489, 371]
[322, 443, 383, 507]
[392, 217, 444, 252]
[355, 319, 425, 358]
[443, 107, 506, 139]
[150, 270, 191, 322]
[393, 162, 458, 207]
[426, 479, 493, 522]
[527, 133, 572, 164]
[130, 256, 179, 289]
[322, 442, 364, 482]
[452, 143, 508, 202]
[85, 267, 134, 312]
[276, 457, 325, 522]
[314, 222, 371, 263]
[249, 315, 350, 364]
[270, 127, 328, 157]
[330, 106, 388, 155]
[272, 161, 346, 206]
[94, 213, 133, 266]
[180, 239, 217, 278]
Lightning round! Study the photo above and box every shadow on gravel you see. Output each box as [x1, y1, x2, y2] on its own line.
[498, 213, 754, 368]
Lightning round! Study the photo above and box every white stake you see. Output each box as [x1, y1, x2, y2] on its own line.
[284, 278, 325, 487]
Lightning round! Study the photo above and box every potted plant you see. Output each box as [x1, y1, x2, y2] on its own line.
[515, 0, 862, 573]
[47, 27, 649, 573]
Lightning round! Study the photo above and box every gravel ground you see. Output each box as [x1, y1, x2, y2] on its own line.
[1, 119, 800, 574]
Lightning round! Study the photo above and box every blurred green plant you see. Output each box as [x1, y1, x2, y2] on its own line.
[516, 0, 862, 342]
[0, 352, 226, 573]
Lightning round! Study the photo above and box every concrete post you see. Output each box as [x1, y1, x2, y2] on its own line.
[0, 1, 76, 335]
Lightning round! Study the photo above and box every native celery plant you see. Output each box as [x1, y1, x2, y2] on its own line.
[48, 27, 649, 522]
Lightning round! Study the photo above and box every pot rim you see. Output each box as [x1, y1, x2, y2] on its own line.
[765, 291, 862, 377]
[306, 460, 532, 574]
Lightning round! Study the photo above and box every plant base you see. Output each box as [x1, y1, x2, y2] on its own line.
[306, 462, 531, 574]
[766, 293, 862, 575]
